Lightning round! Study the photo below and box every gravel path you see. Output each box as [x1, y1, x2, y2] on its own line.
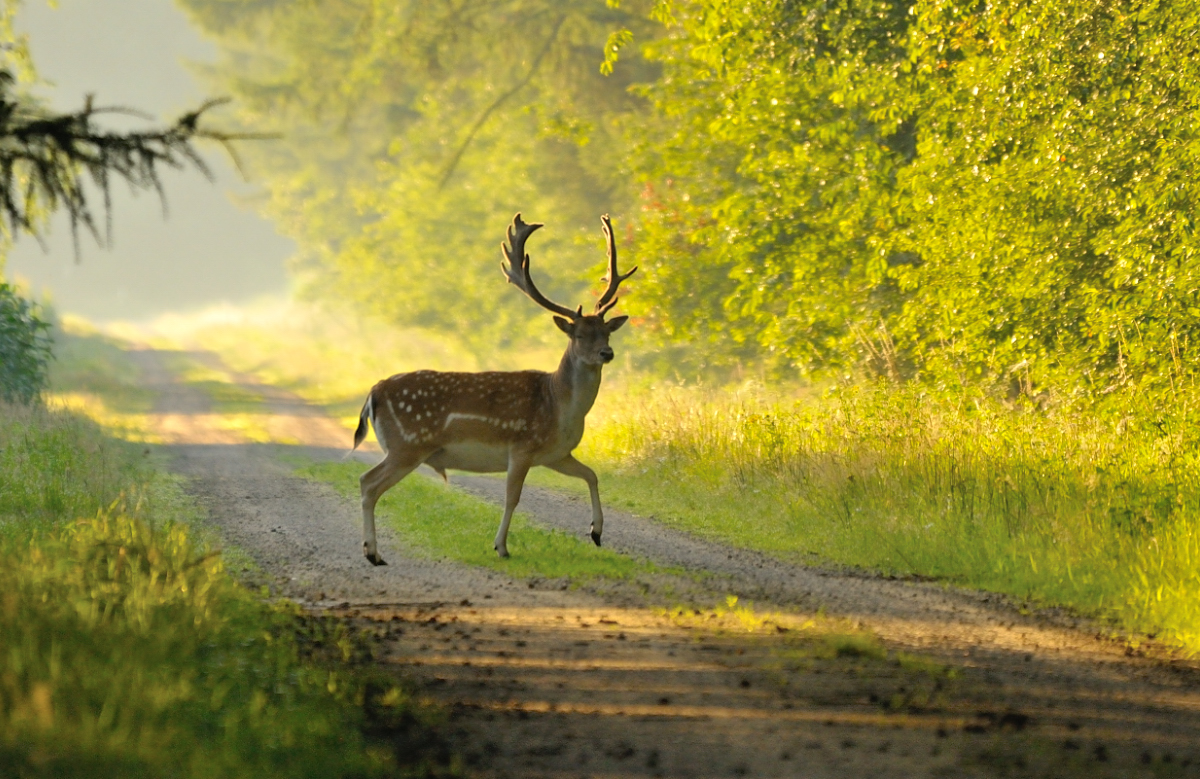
[130, 346, 1200, 778]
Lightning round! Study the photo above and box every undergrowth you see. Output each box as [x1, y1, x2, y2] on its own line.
[0, 401, 450, 777]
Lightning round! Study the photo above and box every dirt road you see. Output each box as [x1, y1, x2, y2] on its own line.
[130, 346, 1200, 778]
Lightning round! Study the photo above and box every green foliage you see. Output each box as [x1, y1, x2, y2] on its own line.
[177, 0, 660, 356]
[630, 0, 912, 374]
[0, 282, 51, 403]
[629, 0, 1200, 393]
[0, 403, 448, 777]
[0, 282, 51, 404]
[894, 0, 1200, 392]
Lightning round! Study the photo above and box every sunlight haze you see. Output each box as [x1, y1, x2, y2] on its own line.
[4, 0, 293, 322]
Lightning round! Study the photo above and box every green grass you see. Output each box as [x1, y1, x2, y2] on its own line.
[0, 401, 450, 777]
[297, 460, 663, 583]
[48, 320, 157, 415]
[0, 401, 135, 528]
[161, 351, 268, 414]
[565, 381, 1200, 653]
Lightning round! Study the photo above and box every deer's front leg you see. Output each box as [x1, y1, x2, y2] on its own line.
[547, 454, 604, 546]
[495, 454, 532, 558]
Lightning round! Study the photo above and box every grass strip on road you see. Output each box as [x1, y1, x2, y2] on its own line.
[298, 460, 665, 585]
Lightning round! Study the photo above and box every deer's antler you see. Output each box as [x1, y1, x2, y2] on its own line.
[594, 214, 637, 317]
[501, 213, 582, 320]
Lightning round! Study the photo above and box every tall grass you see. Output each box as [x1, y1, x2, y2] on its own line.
[0, 402, 132, 527]
[571, 382, 1200, 652]
[0, 401, 447, 777]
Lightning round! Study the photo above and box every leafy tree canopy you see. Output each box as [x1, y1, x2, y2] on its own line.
[177, 0, 661, 356]
[634, 0, 1200, 397]
[178, 0, 1200, 399]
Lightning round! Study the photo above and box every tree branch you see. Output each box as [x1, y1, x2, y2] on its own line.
[436, 14, 566, 190]
[0, 76, 277, 258]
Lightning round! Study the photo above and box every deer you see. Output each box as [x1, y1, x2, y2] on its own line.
[351, 213, 635, 564]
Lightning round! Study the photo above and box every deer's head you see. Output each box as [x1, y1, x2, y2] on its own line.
[501, 213, 635, 367]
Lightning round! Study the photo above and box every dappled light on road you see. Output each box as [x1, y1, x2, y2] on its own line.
[50, 345, 371, 450]
[329, 601, 1200, 776]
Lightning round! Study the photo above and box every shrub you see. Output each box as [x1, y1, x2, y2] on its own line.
[0, 281, 52, 404]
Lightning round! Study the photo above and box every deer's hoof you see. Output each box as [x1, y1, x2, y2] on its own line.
[590, 530, 602, 547]
[365, 552, 388, 566]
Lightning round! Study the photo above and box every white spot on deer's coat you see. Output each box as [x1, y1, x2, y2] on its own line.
[443, 412, 492, 429]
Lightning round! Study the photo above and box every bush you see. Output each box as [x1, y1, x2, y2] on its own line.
[0, 281, 52, 404]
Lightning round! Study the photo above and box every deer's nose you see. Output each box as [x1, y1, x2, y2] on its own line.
[599, 346, 615, 363]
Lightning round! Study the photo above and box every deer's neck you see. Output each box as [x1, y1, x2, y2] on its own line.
[551, 349, 603, 427]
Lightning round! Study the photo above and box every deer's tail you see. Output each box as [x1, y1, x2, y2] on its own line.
[352, 391, 374, 451]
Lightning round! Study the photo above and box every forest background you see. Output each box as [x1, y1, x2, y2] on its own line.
[168, 0, 1200, 403]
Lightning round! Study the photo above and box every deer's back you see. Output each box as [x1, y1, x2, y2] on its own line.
[370, 370, 558, 464]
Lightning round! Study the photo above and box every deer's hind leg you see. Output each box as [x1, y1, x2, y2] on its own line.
[359, 450, 424, 566]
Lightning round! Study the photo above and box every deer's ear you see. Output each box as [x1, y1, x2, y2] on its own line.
[605, 315, 629, 333]
[553, 316, 575, 335]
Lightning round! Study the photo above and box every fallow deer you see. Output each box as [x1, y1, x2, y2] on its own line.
[351, 213, 635, 564]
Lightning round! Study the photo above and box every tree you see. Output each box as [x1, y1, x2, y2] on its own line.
[632, 0, 1200, 396]
[629, 0, 914, 376]
[0, 81, 244, 254]
[177, 0, 662, 357]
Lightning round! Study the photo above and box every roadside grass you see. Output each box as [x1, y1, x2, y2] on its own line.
[0, 400, 137, 530]
[297, 460, 663, 584]
[559, 381, 1200, 654]
[49, 317, 284, 444]
[160, 351, 268, 414]
[0, 401, 450, 777]
[49, 316, 157, 415]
